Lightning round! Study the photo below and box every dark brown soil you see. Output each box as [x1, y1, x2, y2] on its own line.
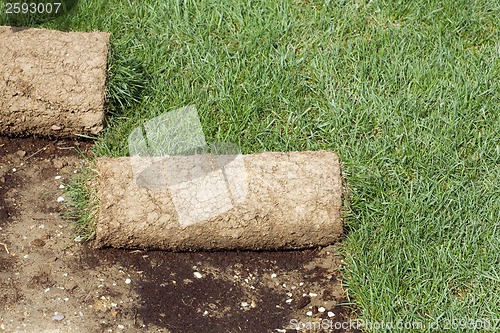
[0, 136, 360, 333]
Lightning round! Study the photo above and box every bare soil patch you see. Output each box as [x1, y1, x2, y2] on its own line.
[0, 136, 360, 333]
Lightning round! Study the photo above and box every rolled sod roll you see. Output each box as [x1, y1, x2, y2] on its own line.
[95, 151, 343, 250]
[0, 26, 110, 137]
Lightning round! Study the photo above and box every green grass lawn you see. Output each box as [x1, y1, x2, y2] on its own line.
[2, 0, 499, 331]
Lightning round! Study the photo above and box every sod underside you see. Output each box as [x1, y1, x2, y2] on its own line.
[0, 26, 109, 137]
[95, 151, 343, 251]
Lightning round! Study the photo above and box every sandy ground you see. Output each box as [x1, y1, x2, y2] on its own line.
[0, 136, 360, 333]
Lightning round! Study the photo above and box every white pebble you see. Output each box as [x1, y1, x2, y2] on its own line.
[306, 311, 313, 316]
[271, 273, 277, 278]
[57, 196, 65, 203]
[51, 314, 64, 321]
[318, 307, 325, 313]
[125, 278, 131, 284]
[193, 272, 203, 279]
[327, 311, 335, 317]
[55, 175, 62, 180]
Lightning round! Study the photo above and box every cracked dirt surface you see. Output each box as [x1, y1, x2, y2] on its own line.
[0, 136, 360, 333]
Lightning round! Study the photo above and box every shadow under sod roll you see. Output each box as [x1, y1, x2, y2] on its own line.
[94, 151, 344, 251]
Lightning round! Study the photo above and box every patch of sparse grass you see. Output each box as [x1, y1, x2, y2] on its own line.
[63, 159, 99, 242]
[2, 0, 499, 331]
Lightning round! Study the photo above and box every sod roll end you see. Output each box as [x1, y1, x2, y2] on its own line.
[95, 151, 343, 250]
[0, 26, 110, 137]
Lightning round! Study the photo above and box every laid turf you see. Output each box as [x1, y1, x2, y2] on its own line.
[2, 0, 498, 331]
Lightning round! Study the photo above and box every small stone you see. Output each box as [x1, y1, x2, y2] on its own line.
[125, 278, 131, 284]
[51, 314, 64, 321]
[296, 296, 311, 309]
[51, 125, 62, 131]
